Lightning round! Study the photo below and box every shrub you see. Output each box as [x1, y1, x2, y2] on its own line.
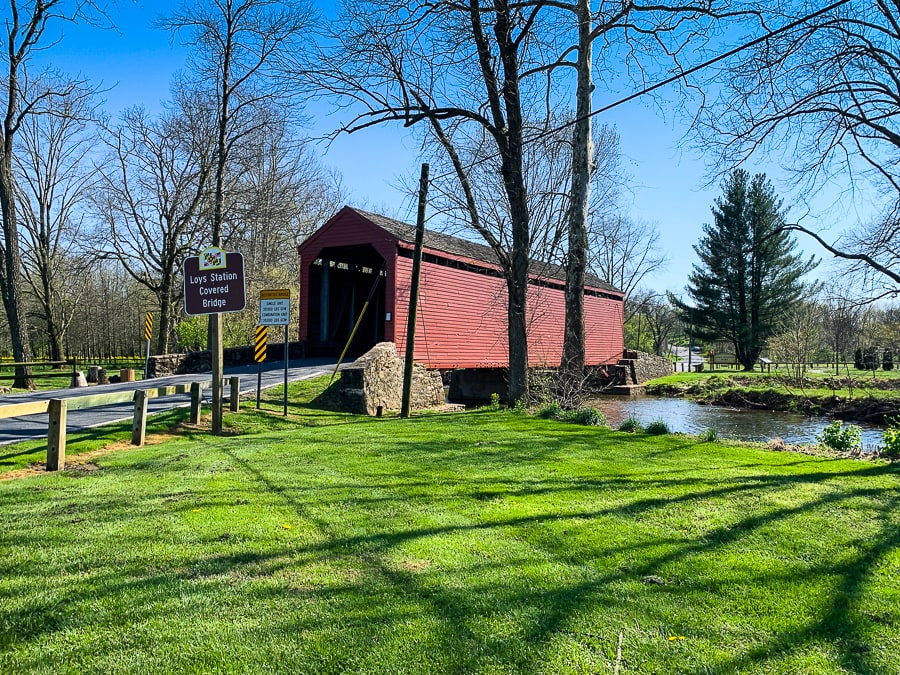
[646, 419, 670, 435]
[175, 315, 207, 351]
[883, 349, 894, 371]
[618, 416, 643, 433]
[699, 427, 719, 442]
[488, 392, 501, 411]
[854, 347, 864, 370]
[816, 420, 862, 452]
[882, 418, 900, 459]
[536, 401, 563, 419]
[570, 406, 607, 427]
[863, 347, 879, 371]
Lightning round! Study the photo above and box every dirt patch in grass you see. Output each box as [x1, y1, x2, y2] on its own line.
[0, 429, 188, 481]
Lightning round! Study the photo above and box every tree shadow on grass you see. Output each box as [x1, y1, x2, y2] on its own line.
[2, 422, 899, 672]
[216, 439, 900, 672]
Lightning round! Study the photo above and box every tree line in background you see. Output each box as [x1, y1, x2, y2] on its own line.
[627, 286, 899, 371]
[1, 0, 897, 395]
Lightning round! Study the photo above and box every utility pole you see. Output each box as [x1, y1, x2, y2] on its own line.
[401, 164, 430, 418]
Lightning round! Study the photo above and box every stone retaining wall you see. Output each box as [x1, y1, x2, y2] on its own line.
[147, 342, 306, 377]
[338, 342, 444, 415]
[631, 351, 675, 383]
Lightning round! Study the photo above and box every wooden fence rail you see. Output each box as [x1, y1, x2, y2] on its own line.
[0, 376, 242, 471]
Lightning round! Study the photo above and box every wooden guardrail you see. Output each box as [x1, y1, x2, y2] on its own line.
[0, 376, 242, 471]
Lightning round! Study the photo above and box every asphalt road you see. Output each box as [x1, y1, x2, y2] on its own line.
[669, 345, 705, 371]
[0, 358, 338, 446]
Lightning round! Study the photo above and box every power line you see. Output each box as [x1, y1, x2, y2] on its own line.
[425, 0, 853, 184]
[535, 0, 853, 142]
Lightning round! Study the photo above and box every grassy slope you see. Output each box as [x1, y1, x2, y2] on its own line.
[650, 369, 900, 395]
[647, 372, 900, 421]
[1, 382, 899, 674]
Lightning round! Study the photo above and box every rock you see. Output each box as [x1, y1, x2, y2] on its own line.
[71, 371, 88, 388]
[338, 342, 444, 415]
[641, 575, 667, 585]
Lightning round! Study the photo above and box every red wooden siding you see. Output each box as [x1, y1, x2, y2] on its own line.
[298, 206, 625, 368]
[393, 246, 624, 369]
[394, 255, 510, 368]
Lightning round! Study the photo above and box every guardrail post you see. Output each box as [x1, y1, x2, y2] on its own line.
[132, 390, 149, 446]
[229, 376, 240, 412]
[190, 382, 202, 424]
[47, 399, 67, 471]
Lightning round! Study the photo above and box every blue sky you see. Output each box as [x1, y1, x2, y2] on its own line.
[25, 0, 866, 295]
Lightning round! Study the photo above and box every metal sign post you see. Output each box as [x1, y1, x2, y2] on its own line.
[143, 313, 153, 380]
[259, 289, 291, 416]
[284, 324, 289, 416]
[183, 248, 247, 434]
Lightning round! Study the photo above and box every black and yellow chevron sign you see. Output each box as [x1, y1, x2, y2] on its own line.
[254, 325, 267, 363]
[144, 313, 153, 341]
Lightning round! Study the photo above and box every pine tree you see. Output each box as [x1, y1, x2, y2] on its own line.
[677, 170, 817, 370]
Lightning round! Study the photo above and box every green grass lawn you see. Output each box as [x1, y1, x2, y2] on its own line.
[2, 379, 899, 673]
[0, 359, 145, 393]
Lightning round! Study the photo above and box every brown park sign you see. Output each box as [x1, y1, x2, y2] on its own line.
[183, 248, 246, 315]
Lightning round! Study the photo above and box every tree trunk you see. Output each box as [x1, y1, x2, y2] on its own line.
[46, 315, 64, 363]
[493, 0, 530, 404]
[0, 149, 34, 388]
[40, 264, 64, 363]
[157, 273, 174, 356]
[562, 0, 593, 399]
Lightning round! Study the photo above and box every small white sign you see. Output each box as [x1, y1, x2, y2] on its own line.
[259, 298, 290, 326]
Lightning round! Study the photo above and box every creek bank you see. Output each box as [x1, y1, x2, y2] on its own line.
[645, 375, 900, 425]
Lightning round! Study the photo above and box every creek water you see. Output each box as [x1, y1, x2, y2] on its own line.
[586, 396, 886, 449]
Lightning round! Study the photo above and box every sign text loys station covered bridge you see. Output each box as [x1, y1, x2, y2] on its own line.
[296, 207, 625, 391]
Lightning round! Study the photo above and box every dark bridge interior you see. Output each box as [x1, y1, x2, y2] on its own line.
[306, 244, 386, 358]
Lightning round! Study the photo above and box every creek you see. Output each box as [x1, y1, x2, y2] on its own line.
[587, 396, 886, 449]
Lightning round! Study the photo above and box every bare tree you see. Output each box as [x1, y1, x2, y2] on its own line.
[64, 261, 154, 359]
[589, 214, 668, 306]
[703, 0, 900, 296]
[550, 0, 753, 383]
[225, 115, 345, 345]
[308, 0, 753, 402]
[15, 84, 97, 363]
[1, 0, 109, 387]
[94, 93, 214, 355]
[423, 118, 620, 267]
[789, 207, 899, 302]
[768, 300, 821, 382]
[625, 289, 680, 356]
[230, 117, 344, 277]
[163, 0, 313, 431]
[309, 0, 555, 403]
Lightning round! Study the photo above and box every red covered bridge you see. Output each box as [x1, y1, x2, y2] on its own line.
[296, 206, 625, 369]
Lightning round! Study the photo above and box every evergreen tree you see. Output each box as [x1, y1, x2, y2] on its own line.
[855, 347, 864, 370]
[677, 170, 816, 370]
